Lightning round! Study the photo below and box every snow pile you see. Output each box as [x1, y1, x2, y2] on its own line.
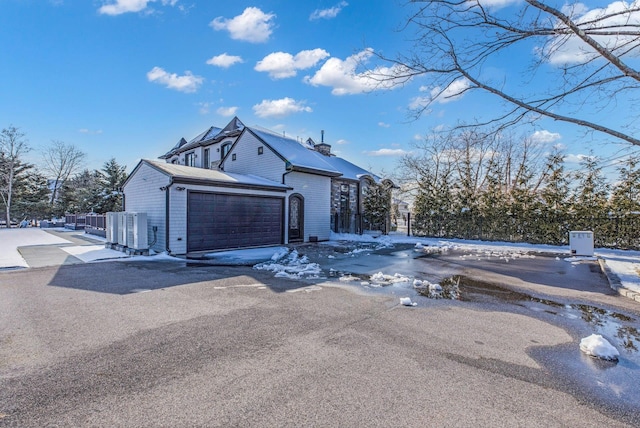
[370, 272, 411, 285]
[400, 297, 417, 307]
[254, 249, 322, 279]
[338, 274, 360, 282]
[580, 334, 619, 361]
[414, 278, 459, 299]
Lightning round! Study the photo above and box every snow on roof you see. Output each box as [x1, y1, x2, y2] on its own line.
[322, 156, 381, 182]
[142, 159, 290, 190]
[248, 127, 342, 177]
[202, 126, 223, 142]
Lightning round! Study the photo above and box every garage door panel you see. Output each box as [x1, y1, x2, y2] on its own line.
[187, 192, 283, 252]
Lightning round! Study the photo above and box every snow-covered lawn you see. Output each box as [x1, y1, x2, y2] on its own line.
[0, 228, 71, 268]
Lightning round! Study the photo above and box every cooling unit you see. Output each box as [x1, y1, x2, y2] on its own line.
[105, 212, 119, 244]
[126, 212, 148, 250]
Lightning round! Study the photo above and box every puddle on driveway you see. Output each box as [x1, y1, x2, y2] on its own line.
[451, 275, 640, 354]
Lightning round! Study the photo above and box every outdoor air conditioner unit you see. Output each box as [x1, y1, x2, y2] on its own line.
[126, 212, 148, 250]
[569, 231, 594, 256]
[117, 212, 128, 246]
[105, 212, 119, 243]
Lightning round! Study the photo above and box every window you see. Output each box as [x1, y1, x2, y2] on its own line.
[185, 152, 195, 167]
[232, 153, 237, 161]
[221, 143, 231, 160]
[258, 146, 264, 155]
[203, 148, 210, 169]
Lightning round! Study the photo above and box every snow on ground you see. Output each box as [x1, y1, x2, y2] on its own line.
[331, 232, 640, 295]
[60, 245, 130, 263]
[253, 249, 323, 279]
[0, 228, 71, 268]
[202, 247, 289, 265]
[580, 334, 620, 361]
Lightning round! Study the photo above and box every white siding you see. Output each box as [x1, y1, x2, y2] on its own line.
[285, 172, 331, 242]
[223, 132, 286, 183]
[123, 163, 170, 253]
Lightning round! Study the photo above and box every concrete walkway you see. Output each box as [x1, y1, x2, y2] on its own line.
[0, 228, 127, 269]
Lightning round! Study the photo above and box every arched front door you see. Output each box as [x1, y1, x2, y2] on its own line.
[288, 194, 304, 242]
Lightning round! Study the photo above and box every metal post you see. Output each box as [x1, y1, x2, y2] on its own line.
[407, 212, 411, 236]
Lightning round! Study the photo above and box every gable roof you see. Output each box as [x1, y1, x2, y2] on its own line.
[159, 117, 246, 160]
[244, 127, 342, 177]
[125, 159, 290, 192]
[320, 156, 381, 182]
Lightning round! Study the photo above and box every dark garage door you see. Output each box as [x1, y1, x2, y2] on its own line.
[187, 192, 284, 252]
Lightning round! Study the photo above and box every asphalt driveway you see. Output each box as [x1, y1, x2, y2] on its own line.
[1, 252, 639, 427]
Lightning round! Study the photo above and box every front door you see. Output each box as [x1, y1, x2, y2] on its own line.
[288, 194, 304, 242]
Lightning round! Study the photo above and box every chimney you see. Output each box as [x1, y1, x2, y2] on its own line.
[314, 142, 331, 156]
[321, 129, 325, 143]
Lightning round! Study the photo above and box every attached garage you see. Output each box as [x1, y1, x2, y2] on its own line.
[187, 192, 284, 252]
[123, 160, 291, 255]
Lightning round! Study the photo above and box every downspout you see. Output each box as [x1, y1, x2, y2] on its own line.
[282, 168, 293, 244]
[165, 178, 174, 254]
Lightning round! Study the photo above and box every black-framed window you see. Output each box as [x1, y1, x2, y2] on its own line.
[258, 146, 264, 155]
[203, 148, 210, 169]
[232, 153, 237, 161]
[221, 143, 232, 159]
[185, 152, 195, 167]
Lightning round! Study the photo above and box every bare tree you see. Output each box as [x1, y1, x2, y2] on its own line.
[42, 140, 86, 205]
[0, 126, 31, 227]
[380, 0, 640, 146]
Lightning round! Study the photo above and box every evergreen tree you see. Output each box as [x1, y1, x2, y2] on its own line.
[11, 169, 51, 221]
[538, 148, 571, 244]
[571, 153, 610, 232]
[609, 156, 640, 214]
[96, 158, 127, 213]
[363, 181, 392, 233]
[478, 154, 509, 240]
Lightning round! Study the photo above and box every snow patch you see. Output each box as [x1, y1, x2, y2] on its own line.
[400, 297, 417, 306]
[580, 334, 619, 361]
[254, 249, 322, 279]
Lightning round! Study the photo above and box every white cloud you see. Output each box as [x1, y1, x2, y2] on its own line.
[409, 96, 430, 110]
[78, 128, 103, 135]
[531, 130, 562, 143]
[198, 102, 211, 115]
[255, 49, 330, 79]
[365, 148, 409, 156]
[430, 78, 471, 104]
[565, 153, 591, 164]
[310, 1, 348, 20]
[98, 0, 177, 16]
[210, 7, 275, 43]
[542, 1, 640, 64]
[304, 48, 409, 95]
[146, 66, 204, 93]
[206, 53, 243, 68]
[378, 122, 390, 128]
[217, 106, 239, 117]
[253, 97, 312, 118]
[335, 139, 349, 145]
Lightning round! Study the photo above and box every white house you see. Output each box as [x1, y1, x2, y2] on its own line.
[123, 117, 389, 256]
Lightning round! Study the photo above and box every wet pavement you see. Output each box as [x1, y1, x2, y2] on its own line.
[290, 241, 640, 418]
[2, 238, 639, 425]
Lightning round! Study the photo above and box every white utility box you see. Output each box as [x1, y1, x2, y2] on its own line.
[126, 212, 148, 250]
[105, 212, 119, 244]
[117, 212, 128, 246]
[569, 231, 594, 256]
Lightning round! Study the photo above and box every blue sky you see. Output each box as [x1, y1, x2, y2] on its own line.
[1, 0, 638, 178]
